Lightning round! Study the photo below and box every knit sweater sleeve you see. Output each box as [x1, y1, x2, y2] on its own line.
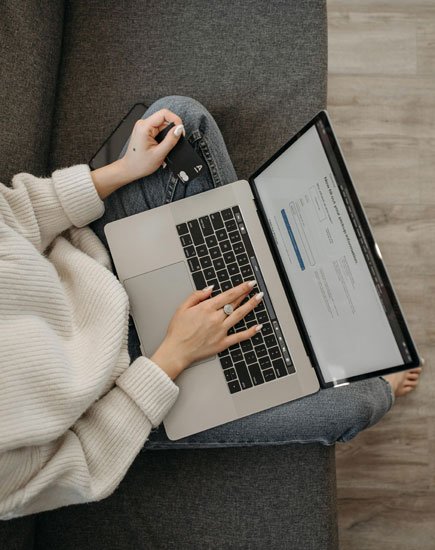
[0, 165, 104, 253]
[0, 357, 179, 519]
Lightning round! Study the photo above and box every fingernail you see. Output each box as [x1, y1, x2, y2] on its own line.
[203, 284, 214, 292]
[255, 292, 264, 301]
[247, 280, 257, 288]
[174, 124, 185, 137]
[255, 324, 263, 332]
[162, 161, 167, 168]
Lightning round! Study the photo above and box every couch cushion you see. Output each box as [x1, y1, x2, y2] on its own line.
[50, 0, 327, 179]
[34, 445, 338, 550]
[0, 1, 65, 182]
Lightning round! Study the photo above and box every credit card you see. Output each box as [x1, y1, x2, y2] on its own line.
[155, 122, 206, 184]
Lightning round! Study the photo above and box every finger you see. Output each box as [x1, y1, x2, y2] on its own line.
[144, 108, 183, 130]
[223, 292, 264, 329]
[179, 285, 214, 310]
[224, 323, 263, 349]
[212, 280, 257, 310]
[153, 122, 185, 159]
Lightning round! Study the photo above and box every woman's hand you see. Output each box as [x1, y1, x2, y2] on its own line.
[150, 281, 264, 380]
[91, 108, 185, 200]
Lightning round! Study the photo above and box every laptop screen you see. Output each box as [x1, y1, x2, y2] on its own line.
[251, 113, 415, 385]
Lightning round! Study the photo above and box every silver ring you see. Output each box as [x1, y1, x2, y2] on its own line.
[223, 303, 234, 316]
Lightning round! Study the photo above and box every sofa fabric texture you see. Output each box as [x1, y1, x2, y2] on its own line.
[0, 0, 336, 548]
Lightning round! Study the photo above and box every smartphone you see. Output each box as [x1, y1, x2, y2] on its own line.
[89, 103, 148, 170]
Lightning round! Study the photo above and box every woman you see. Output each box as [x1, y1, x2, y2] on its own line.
[0, 95, 421, 519]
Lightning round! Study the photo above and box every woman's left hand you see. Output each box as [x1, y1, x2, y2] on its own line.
[121, 108, 185, 182]
[91, 108, 185, 200]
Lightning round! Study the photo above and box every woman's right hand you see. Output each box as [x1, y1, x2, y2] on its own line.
[150, 280, 264, 380]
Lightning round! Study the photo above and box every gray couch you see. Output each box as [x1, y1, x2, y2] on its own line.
[0, 1, 337, 548]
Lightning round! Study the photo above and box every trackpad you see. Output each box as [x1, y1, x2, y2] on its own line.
[124, 262, 195, 358]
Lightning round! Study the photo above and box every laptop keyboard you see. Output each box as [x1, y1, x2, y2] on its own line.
[176, 205, 295, 394]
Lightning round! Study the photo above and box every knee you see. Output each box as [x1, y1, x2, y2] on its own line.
[335, 378, 393, 443]
[147, 95, 215, 135]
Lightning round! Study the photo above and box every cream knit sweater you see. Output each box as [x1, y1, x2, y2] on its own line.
[0, 164, 179, 520]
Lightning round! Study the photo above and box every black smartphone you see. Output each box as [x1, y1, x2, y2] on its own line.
[89, 103, 148, 170]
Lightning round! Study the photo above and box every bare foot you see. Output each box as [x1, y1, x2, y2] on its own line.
[384, 367, 423, 397]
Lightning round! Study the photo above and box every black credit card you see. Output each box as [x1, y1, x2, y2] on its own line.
[155, 122, 206, 184]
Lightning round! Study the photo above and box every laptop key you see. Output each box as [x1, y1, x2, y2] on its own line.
[233, 242, 245, 255]
[241, 339, 253, 352]
[205, 234, 218, 247]
[247, 353, 259, 366]
[188, 257, 201, 272]
[196, 244, 208, 257]
[219, 240, 232, 253]
[218, 348, 230, 357]
[199, 215, 214, 236]
[273, 359, 288, 378]
[217, 269, 229, 282]
[210, 246, 221, 259]
[263, 368, 276, 382]
[221, 208, 234, 221]
[176, 223, 189, 235]
[269, 347, 281, 360]
[264, 334, 278, 348]
[259, 356, 272, 370]
[248, 363, 264, 385]
[203, 267, 216, 281]
[225, 219, 237, 232]
[234, 361, 253, 389]
[229, 231, 241, 244]
[213, 257, 225, 271]
[210, 211, 224, 230]
[220, 356, 233, 369]
[251, 332, 264, 346]
[262, 322, 273, 336]
[188, 219, 204, 245]
[227, 262, 239, 276]
[254, 344, 268, 358]
[192, 271, 206, 290]
[224, 368, 238, 382]
[256, 311, 269, 324]
[216, 228, 228, 241]
[183, 245, 196, 259]
[199, 255, 212, 269]
[231, 274, 243, 286]
[241, 264, 253, 278]
[180, 234, 192, 247]
[223, 251, 236, 264]
[228, 380, 242, 394]
[236, 253, 249, 265]
[230, 348, 243, 363]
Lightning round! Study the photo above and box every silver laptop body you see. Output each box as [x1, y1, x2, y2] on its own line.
[105, 179, 319, 440]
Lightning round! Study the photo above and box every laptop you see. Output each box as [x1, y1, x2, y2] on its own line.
[105, 110, 421, 440]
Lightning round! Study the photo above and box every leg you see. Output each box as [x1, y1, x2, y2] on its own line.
[90, 95, 237, 250]
[89, 95, 393, 449]
[146, 376, 394, 449]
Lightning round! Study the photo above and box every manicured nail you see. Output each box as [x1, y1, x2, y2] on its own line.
[247, 280, 257, 288]
[255, 292, 264, 301]
[174, 124, 185, 137]
[203, 285, 214, 292]
[255, 324, 263, 332]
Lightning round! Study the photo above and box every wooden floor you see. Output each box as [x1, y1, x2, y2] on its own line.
[327, 1, 435, 548]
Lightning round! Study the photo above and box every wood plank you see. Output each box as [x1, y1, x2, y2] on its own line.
[328, 75, 435, 140]
[328, 12, 417, 75]
[337, 489, 435, 550]
[338, 137, 420, 205]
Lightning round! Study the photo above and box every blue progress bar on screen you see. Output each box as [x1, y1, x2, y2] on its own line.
[281, 208, 305, 271]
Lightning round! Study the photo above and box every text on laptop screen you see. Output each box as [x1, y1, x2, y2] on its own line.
[253, 122, 406, 384]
